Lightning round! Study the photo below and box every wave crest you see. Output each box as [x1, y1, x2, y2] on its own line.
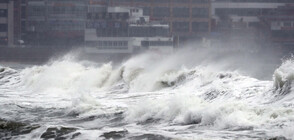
[273, 59, 294, 95]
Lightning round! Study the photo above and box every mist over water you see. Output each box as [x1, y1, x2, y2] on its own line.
[0, 46, 294, 140]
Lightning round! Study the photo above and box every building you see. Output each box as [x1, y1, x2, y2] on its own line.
[260, 4, 294, 49]
[0, 0, 14, 47]
[26, 0, 87, 46]
[211, 0, 289, 31]
[24, 0, 210, 47]
[13, 0, 26, 46]
[210, 0, 294, 50]
[85, 6, 131, 54]
[107, 0, 211, 43]
[129, 23, 173, 54]
[85, 6, 173, 55]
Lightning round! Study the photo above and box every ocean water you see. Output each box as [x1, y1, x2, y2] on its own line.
[0, 51, 294, 140]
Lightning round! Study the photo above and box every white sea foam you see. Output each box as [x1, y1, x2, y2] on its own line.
[1, 53, 294, 139]
[274, 58, 294, 94]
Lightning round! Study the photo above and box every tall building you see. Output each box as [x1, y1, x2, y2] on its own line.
[26, 0, 87, 46]
[211, 0, 290, 31]
[13, 0, 26, 46]
[108, 0, 211, 42]
[260, 4, 294, 48]
[0, 0, 14, 47]
[210, 0, 294, 50]
[24, 0, 210, 47]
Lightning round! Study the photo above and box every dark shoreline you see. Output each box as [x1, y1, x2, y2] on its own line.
[0, 47, 71, 63]
[0, 47, 133, 66]
[0, 45, 292, 64]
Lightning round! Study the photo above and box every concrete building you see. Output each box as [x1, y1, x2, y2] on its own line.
[107, 0, 211, 42]
[210, 0, 294, 50]
[26, 0, 87, 46]
[0, 0, 14, 47]
[85, 6, 173, 54]
[211, 0, 289, 31]
[13, 0, 26, 46]
[260, 4, 294, 48]
[24, 0, 210, 47]
[85, 6, 133, 54]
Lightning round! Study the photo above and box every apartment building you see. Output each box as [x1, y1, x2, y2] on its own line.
[13, 0, 26, 46]
[0, 0, 14, 46]
[26, 0, 87, 46]
[209, 0, 294, 50]
[85, 6, 173, 54]
[260, 4, 294, 47]
[107, 0, 211, 39]
[211, 0, 294, 30]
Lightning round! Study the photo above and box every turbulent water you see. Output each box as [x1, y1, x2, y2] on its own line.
[0, 51, 294, 140]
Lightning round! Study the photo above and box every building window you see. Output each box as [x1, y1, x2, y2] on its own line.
[0, 24, 8, 32]
[284, 22, 292, 27]
[0, 0, 9, 3]
[113, 41, 117, 46]
[88, 6, 106, 13]
[28, 6, 46, 16]
[0, 9, 7, 17]
[0, 37, 8, 45]
[216, 8, 261, 17]
[173, 22, 189, 32]
[21, 21, 26, 31]
[173, 8, 189, 18]
[118, 41, 123, 46]
[192, 8, 209, 18]
[191, 0, 209, 3]
[192, 22, 208, 32]
[108, 41, 113, 46]
[47, 5, 86, 18]
[248, 22, 259, 28]
[129, 26, 169, 37]
[21, 7, 26, 19]
[272, 31, 294, 39]
[115, 0, 132, 3]
[172, 0, 190, 3]
[133, 0, 148, 3]
[143, 7, 150, 16]
[153, 0, 169, 3]
[153, 7, 170, 18]
[123, 41, 128, 46]
[144, 41, 173, 46]
[103, 41, 107, 46]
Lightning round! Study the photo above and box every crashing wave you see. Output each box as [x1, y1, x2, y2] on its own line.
[2, 51, 294, 139]
[19, 61, 114, 92]
[124, 92, 294, 131]
[0, 66, 18, 86]
[124, 68, 271, 127]
[273, 59, 294, 95]
[0, 67, 17, 77]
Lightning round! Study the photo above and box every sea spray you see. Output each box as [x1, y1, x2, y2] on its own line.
[273, 58, 294, 94]
[0, 52, 293, 139]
